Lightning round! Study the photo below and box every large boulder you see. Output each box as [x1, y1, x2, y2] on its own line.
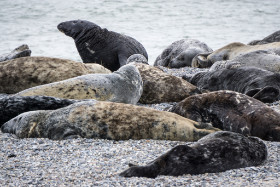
[1, 100, 219, 141]
[0, 56, 111, 94]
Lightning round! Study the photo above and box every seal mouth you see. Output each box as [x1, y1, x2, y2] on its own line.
[57, 24, 65, 34]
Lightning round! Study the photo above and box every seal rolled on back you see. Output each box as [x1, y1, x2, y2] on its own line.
[57, 20, 148, 71]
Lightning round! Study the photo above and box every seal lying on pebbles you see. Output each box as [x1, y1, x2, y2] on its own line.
[154, 39, 213, 68]
[0, 95, 79, 127]
[16, 64, 143, 104]
[0, 44, 31, 62]
[120, 131, 267, 178]
[209, 50, 280, 73]
[1, 100, 219, 140]
[183, 67, 280, 103]
[170, 90, 280, 141]
[248, 30, 280, 45]
[132, 63, 200, 104]
[0, 56, 111, 94]
[192, 42, 280, 68]
[57, 20, 148, 71]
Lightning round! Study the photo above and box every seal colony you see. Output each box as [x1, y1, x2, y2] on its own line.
[1, 23, 280, 180]
[57, 20, 148, 71]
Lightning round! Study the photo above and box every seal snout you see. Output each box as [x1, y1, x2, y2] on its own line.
[57, 23, 65, 33]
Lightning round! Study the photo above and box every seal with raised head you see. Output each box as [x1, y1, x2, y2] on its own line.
[170, 90, 280, 141]
[209, 50, 280, 73]
[120, 131, 267, 178]
[183, 66, 280, 103]
[57, 20, 148, 71]
[154, 39, 213, 68]
[248, 30, 280, 45]
[192, 42, 280, 68]
[0, 44, 31, 62]
[16, 64, 143, 105]
[1, 100, 219, 140]
[0, 56, 111, 94]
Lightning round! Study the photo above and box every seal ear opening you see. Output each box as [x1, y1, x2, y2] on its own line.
[191, 53, 212, 68]
[246, 86, 280, 103]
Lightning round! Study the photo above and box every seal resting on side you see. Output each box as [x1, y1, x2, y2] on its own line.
[0, 95, 79, 127]
[0, 44, 31, 62]
[0, 56, 111, 94]
[16, 64, 143, 104]
[192, 42, 280, 68]
[1, 100, 219, 140]
[57, 20, 148, 71]
[248, 30, 280, 45]
[183, 67, 280, 103]
[209, 50, 280, 73]
[154, 39, 213, 68]
[120, 131, 267, 178]
[170, 90, 280, 141]
[133, 63, 200, 104]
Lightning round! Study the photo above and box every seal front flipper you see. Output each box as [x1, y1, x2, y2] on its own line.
[118, 53, 128, 67]
[246, 86, 279, 103]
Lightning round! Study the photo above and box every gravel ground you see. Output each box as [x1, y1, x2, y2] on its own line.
[0, 66, 279, 186]
[0, 132, 279, 186]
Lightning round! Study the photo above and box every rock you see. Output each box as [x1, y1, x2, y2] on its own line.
[0, 56, 111, 94]
[170, 90, 280, 141]
[120, 131, 267, 178]
[1, 100, 219, 140]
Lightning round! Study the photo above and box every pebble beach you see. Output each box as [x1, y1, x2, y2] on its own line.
[0, 66, 279, 186]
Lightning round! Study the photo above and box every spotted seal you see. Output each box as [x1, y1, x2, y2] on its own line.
[16, 64, 143, 104]
[154, 39, 213, 68]
[192, 42, 280, 68]
[120, 131, 267, 178]
[57, 20, 148, 71]
[170, 90, 280, 141]
[1, 100, 219, 140]
[0, 56, 111, 94]
[248, 30, 280, 45]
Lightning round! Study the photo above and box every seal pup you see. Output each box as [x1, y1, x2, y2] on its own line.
[0, 44, 31, 62]
[0, 95, 80, 127]
[209, 50, 280, 73]
[57, 20, 148, 71]
[120, 131, 267, 178]
[0, 56, 111, 94]
[192, 42, 280, 68]
[248, 30, 280, 45]
[127, 54, 148, 64]
[1, 100, 219, 140]
[16, 64, 143, 104]
[154, 39, 213, 68]
[170, 90, 280, 141]
[183, 66, 280, 103]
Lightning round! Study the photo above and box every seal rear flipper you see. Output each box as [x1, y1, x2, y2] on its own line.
[246, 86, 279, 103]
[191, 52, 212, 68]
